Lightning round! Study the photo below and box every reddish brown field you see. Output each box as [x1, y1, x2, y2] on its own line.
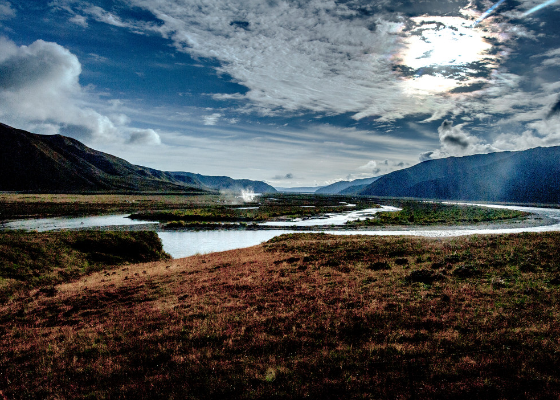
[1, 232, 560, 399]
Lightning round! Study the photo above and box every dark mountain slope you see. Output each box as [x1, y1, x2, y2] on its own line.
[339, 184, 370, 195]
[315, 177, 380, 195]
[359, 147, 560, 203]
[0, 123, 275, 193]
[169, 172, 277, 193]
[0, 123, 204, 192]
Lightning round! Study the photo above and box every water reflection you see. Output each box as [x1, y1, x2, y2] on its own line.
[159, 230, 297, 258]
[260, 206, 400, 227]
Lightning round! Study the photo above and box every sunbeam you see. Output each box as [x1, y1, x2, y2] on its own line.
[522, 0, 559, 16]
[472, 0, 507, 26]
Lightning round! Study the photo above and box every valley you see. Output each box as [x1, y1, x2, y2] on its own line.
[2, 125, 560, 399]
[1, 228, 560, 399]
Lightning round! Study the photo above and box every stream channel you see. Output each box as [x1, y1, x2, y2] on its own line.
[2, 204, 560, 259]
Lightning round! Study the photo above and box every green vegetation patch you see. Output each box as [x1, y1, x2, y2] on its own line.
[0, 231, 169, 301]
[130, 194, 380, 224]
[348, 200, 529, 226]
[0, 193, 220, 220]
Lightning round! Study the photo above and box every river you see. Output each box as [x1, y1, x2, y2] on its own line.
[2, 204, 560, 259]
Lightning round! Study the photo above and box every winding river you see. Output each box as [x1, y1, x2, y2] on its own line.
[2, 204, 560, 259]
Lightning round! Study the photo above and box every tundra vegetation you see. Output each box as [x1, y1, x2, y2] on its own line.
[347, 200, 529, 226]
[128, 194, 380, 224]
[0, 231, 169, 302]
[1, 231, 559, 399]
[0, 193, 219, 220]
[1, 193, 528, 228]
[126, 194, 528, 228]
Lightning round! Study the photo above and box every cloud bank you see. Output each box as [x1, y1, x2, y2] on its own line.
[0, 37, 160, 146]
[82, 0, 516, 122]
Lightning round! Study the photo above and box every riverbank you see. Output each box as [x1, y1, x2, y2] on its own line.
[0, 231, 170, 302]
[49, 210, 554, 233]
[0, 193, 221, 220]
[2, 232, 559, 399]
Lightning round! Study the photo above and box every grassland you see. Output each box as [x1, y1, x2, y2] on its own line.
[0, 193, 220, 220]
[1, 231, 559, 399]
[347, 200, 529, 226]
[128, 195, 530, 229]
[128, 194, 380, 224]
[0, 231, 169, 302]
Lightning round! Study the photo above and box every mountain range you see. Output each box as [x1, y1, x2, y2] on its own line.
[275, 186, 325, 193]
[315, 177, 380, 195]
[358, 147, 560, 204]
[3, 122, 560, 203]
[0, 123, 276, 193]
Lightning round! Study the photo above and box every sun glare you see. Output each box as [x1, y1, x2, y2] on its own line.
[405, 75, 461, 95]
[396, 16, 495, 94]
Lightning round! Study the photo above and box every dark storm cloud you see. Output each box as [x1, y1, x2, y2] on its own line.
[419, 151, 434, 161]
[58, 124, 95, 140]
[439, 120, 471, 149]
[442, 134, 470, 148]
[230, 20, 250, 30]
[272, 173, 294, 180]
[546, 96, 560, 119]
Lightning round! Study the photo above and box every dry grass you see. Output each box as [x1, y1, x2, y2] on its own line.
[0, 193, 219, 220]
[1, 232, 560, 399]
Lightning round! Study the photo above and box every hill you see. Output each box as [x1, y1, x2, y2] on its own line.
[359, 147, 560, 203]
[169, 172, 276, 193]
[315, 177, 379, 194]
[0, 123, 275, 193]
[339, 184, 370, 195]
[274, 186, 323, 193]
[3, 232, 560, 398]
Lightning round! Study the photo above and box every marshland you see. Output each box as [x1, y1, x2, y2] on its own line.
[1, 193, 560, 399]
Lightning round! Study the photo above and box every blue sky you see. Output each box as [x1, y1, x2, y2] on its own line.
[1, 0, 560, 187]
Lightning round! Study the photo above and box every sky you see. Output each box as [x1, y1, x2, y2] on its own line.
[1, 0, 560, 187]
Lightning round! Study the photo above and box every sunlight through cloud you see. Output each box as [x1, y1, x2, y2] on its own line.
[395, 16, 496, 94]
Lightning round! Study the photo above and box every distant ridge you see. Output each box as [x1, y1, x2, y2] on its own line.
[359, 147, 560, 203]
[0, 123, 276, 193]
[275, 186, 323, 193]
[169, 172, 276, 194]
[315, 177, 380, 195]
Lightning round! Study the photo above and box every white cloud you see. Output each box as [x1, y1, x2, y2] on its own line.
[0, 37, 160, 146]
[421, 119, 496, 160]
[359, 160, 377, 170]
[84, 6, 130, 28]
[69, 14, 88, 28]
[127, 128, 162, 145]
[356, 158, 407, 176]
[203, 113, 222, 126]
[85, 0, 516, 122]
[0, 0, 15, 20]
